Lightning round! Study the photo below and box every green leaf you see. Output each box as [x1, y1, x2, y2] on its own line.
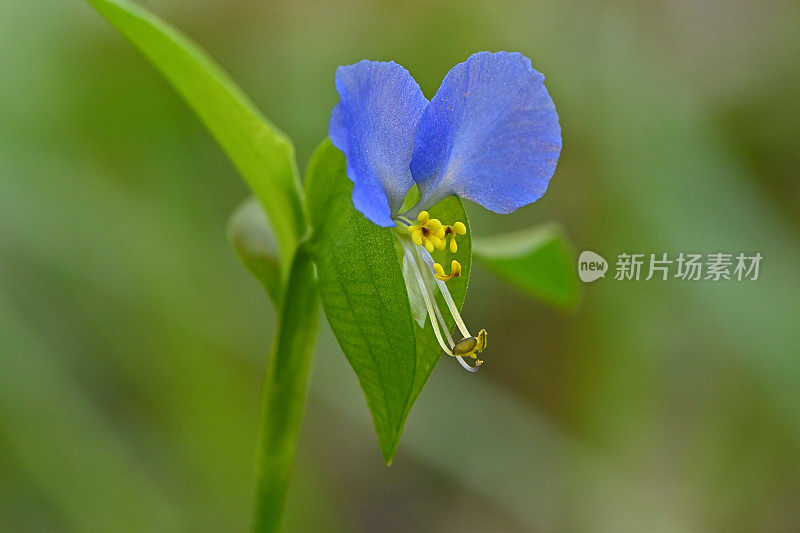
[305, 140, 414, 462]
[84, 0, 306, 274]
[306, 139, 470, 462]
[252, 243, 320, 532]
[473, 224, 579, 309]
[227, 197, 281, 307]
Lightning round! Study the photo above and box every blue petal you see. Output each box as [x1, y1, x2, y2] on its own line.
[409, 52, 562, 213]
[330, 60, 429, 226]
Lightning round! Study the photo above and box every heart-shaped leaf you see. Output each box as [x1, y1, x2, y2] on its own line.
[306, 139, 470, 462]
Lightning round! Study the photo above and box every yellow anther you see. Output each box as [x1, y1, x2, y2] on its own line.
[444, 220, 467, 253]
[451, 329, 488, 359]
[408, 211, 446, 253]
[433, 260, 461, 282]
[476, 328, 487, 352]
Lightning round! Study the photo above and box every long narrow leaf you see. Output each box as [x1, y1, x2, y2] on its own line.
[84, 0, 306, 272]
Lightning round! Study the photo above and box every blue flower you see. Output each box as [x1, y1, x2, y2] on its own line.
[330, 52, 561, 372]
[329, 51, 562, 227]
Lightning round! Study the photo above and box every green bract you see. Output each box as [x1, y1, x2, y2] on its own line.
[306, 140, 471, 461]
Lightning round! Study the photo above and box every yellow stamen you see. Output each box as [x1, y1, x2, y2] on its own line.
[408, 211, 446, 253]
[425, 217, 444, 234]
[451, 329, 487, 359]
[476, 328, 487, 351]
[444, 220, 467, 253]
[433, 260, 461, 282]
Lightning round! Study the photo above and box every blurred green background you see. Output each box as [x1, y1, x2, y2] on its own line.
[2, 0, 799, 531]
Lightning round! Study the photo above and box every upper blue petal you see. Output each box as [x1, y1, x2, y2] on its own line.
[409, 51, 562, 213]
[329, 60, 429, 226]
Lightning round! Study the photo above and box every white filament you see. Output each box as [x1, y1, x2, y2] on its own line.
[404, 241, 480, 373]
[415, 246, 470, 338]
[401, 241, 453, 357]
[414, 252, 479, 372]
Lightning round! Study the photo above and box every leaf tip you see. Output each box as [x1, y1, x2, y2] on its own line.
[379, 436, 400, 465]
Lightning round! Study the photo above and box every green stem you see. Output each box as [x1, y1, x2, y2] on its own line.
[252, 244, 319, 532]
